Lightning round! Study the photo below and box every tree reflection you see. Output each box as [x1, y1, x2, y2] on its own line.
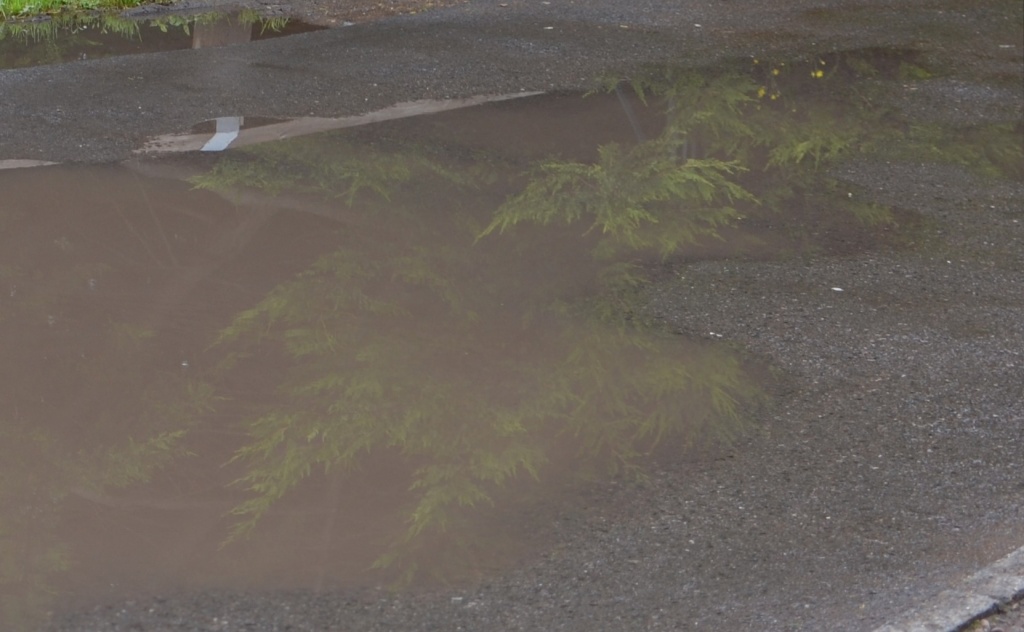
[195, 119, 761, 578]
[196, 48, 1024, 582]
[185, 72, 795, 581]
[479, 139, 754, 258]
[213, 238, 756, 579]
[3, 46, 1020, 627]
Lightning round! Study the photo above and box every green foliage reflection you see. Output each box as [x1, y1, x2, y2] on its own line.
[189, 116, 763, 580]
[198, 48, 1022, 582]
[488, 56, 907, 247]
[480, 141, 753, 258]
[191, 137, 475, 205]
[214, 242, 756, 577]
[490, 48, 1021, 257]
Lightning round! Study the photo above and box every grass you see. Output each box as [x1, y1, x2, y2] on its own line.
[0, 0, 153, 21]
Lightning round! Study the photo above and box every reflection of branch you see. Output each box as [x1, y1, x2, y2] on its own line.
[130, 169, 180, 267]
[314, 469, 344, 594]
[125, 158, 371, 228]
[44, 163, 281, 450]
[68, 486, 233, 511]
[122, 159, 352, 329]
[76, 227, 151, 270]
[163, 204, 218, 224]
[615, 85, 646, 143]
[143, 206, 277, 331]
[203, 277, 268, 300]
[112, 203, 166, 268]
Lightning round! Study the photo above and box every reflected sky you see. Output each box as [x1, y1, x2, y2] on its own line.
[2, 48, 1020, 630]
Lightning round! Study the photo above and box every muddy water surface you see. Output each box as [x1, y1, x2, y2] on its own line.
[3, 47, 1016, 630]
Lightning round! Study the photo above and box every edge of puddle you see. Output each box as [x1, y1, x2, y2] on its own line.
[872, 544, 1024, 632]
[135, 91, 545, 154]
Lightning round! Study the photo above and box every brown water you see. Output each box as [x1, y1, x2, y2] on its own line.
[5, 49, 1010, 630]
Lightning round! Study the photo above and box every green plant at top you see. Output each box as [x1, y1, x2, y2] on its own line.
[1, 11, 288, 58]
[1, 13, 130, 41]
[0, 0, 141, 21]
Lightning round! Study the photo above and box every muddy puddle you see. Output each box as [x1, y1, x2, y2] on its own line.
[2, 47, 1019, 630]
[0, 11, 324, 69]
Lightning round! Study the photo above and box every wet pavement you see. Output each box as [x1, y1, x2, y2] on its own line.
[0, 0, 1022, 630]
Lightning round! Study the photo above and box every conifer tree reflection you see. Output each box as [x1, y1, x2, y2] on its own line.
[206, 52, 1000, 580]
[201, 119, 762, 582]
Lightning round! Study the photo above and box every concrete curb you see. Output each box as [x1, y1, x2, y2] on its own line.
[0, 159, 58, 170]
[873, 545, 1024, 632]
